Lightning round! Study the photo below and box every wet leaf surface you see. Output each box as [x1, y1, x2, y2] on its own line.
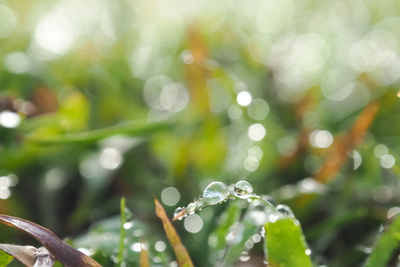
[364, 215, 400, 267]
[264, 218, 312, 267]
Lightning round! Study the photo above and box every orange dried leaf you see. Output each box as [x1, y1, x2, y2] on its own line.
[0, 214, 102, 267]
[316, 100, 380, 183]
[154, 198, 194, 267]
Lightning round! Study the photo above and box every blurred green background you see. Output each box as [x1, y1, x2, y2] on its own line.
[1, 0, 400, 266]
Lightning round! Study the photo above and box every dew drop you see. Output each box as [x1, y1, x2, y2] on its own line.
[186, 202, 197, 215]
[251, 233, 262, 243]
[239, 251, 250, 262]
[233, 180, 253, 199]
[276, 204, 294, 217]
[305, 249, 312, 255]
[260, 226, 266, 237]
[174, 207, 185, 218]
[202, 181, 229, 205]
[245, 239, 254, 249]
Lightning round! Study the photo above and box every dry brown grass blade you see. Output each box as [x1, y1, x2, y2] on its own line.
[0, 244, 37, 267]
[0, 214, 102, 267]
[139, 241, 150, 267]
[154, 198, 194, 267]
[315, 100, 380, 183]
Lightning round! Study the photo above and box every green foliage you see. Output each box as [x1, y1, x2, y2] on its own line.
[116, 197, 126, 267]
[0, 250, 13, 267]
[1, 0, 400, 266]
[365, 215, 400, 267]
[265, 218, 312, 267]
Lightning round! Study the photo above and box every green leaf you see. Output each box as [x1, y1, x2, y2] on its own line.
[223, 218, 259, 265]
[0, 250, 13, 267]
[27, 120, 171, 145]
[264, 218, 312, 267]
[213, 202, 241, 251]
[364, 215, 400, 267]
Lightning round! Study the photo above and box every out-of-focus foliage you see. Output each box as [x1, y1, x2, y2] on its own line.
[0, 250, 13, 267]
[1, 0, 400, 266]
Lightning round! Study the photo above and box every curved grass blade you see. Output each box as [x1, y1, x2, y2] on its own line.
[28, 120, 171, 145]
[0, 244, 36, 267]
[154, 198, 194, 267]
[364, 215, 400, 267]
[0, 215, 102, 267]
[0, 249, 13, 267]
[264, 218, 312, 267]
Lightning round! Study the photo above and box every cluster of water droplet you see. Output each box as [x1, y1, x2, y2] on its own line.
[173, 179, 313, 265]
[173, 180, 255, 220]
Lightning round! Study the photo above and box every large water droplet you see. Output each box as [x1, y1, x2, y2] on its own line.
[234, 180, 253, 199]
[174, 207, 185, 219]
[202, 181, 229, 205]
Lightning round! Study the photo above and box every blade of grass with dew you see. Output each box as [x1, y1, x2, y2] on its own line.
[27, 120, 171, 145]
[213, 202, 241, 251]
[139, 241, 150, 267]
[223, 218, 259, 265]
[264, 218, 312, 267]
[364, 215, 400, 267]
[154, 198, 194, 267]
[0, 249, 13, 267]
[117, 197, 126, 267]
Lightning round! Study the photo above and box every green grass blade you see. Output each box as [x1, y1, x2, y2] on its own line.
[0, 250, 13, 267]
[364, 215, 400, 267]
[264, 218, 312, 267]
[117, 197, 127, 267]
[27, 120, 171, 145]
[223, 219, 259, 265]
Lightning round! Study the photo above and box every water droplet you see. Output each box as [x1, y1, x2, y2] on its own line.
[239, 251, 250, 262]
[268, 213, 279, 223]
[305, 249, 312, 255]
[245, 239, 254, 249]
[186, 202, 197, 215]
[123, 221, 133, 230]
[154, 240, 167, 252]
[202, 181, 229, 205]
[251, 233, 262, 243]
[174, 207, 185, 218]
[234, 180, 253, 199]
[276, 204, 294, 217]
[260, 226, 266, 237]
